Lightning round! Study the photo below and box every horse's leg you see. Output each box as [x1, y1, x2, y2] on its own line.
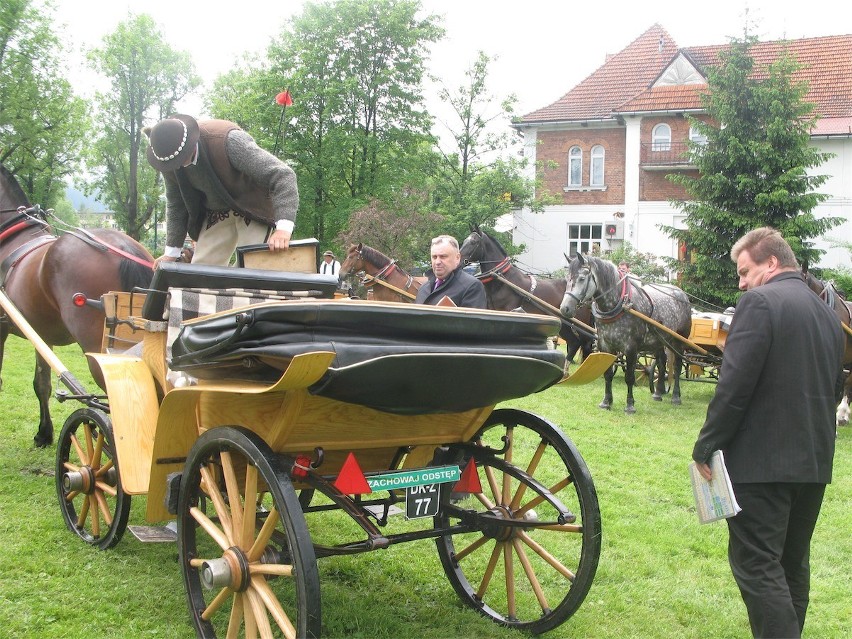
[599, 364, 615, 410]
[652, 350, 666, 401]
[624, 352, 638, 414]
[670, 349, 683, 406]
[0, 318, 6, 391]
[33, 351, 54, 447]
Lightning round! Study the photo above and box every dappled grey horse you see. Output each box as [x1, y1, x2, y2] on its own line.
[560, 254, 692, 413]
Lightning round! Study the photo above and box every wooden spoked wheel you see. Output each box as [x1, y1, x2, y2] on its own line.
[55, 407, 130, 550]
[177, 427, 320, 638]
[435, 408, 601, 634]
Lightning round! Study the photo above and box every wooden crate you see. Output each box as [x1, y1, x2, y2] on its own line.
[101, 291, 148, 352]
[688, 315, 729, 350]
[236, 238, 319, 273]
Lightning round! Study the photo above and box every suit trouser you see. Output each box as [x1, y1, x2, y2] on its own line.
[726, 482, 826, 639]
[192, 210, 271, 266]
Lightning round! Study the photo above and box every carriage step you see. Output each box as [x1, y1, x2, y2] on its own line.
[129, 522, 177, 543]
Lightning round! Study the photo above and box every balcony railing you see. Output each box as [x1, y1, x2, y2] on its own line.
[640, 141, 696, 167]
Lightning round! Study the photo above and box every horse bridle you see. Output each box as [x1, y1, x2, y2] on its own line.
[565, 265, 632, 321]
[353, 248, 418, 293]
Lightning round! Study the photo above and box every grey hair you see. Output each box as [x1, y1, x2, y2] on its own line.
[431, 235, 459, 251]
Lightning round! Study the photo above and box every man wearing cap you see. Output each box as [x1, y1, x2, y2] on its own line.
[319, 250, 340, 276]
[143, 114, 298, 266]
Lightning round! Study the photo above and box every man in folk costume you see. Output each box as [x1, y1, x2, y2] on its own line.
[144, 114, 298, 267]
[320, 250, 341, 276]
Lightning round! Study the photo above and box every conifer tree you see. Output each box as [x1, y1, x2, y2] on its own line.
[664, 32, 841, 307]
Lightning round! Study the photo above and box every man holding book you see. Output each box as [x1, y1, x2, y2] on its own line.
[692, 227, 845, 638]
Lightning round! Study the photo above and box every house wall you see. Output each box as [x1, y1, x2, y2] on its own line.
[538, 128, 626, 205]
[514, 122, 852, 274]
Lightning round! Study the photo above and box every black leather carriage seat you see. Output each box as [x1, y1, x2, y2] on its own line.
[140, 262, 339, 321]
[169, 300, 567, 415]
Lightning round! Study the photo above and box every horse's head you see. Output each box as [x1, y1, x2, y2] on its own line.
[561, 254, 594, 317]
[459, 229, 484, 266]
[339, 243, 366, 278]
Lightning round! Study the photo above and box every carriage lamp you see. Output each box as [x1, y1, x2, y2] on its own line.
[72, 292, 88, 307]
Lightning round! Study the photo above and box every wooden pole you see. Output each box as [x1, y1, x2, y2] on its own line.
[626, 307, 710, 356]
[491, 272, 597, 336]
[361, 275, 417, 301]
[0, 288, 70, 375]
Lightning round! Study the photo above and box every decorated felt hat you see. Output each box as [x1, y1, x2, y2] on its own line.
[144, 114, 200, 172]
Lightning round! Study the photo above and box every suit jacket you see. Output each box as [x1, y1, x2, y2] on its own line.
[693, 271, 845, 483]
[415, 266, 487, 308]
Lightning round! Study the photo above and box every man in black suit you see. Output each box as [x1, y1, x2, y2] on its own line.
[415, 235, 486, 308]
[693, 227, 846, 638]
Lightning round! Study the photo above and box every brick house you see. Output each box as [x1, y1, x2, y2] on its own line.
[511, 24, 852, 275]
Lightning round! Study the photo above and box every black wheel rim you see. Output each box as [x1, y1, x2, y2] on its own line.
[178, 426, 321, 638]
[435, 408, 601, 634]
[55, 407, 130, 550]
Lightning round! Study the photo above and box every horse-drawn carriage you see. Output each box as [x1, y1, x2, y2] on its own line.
[2, 226, 617, 637]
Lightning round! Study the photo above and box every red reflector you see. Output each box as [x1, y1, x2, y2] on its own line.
[333, 452, 371, 495]
[72, 293, 87, 307]
[453, 458, 483, 494]
[291, 454, 312, 480]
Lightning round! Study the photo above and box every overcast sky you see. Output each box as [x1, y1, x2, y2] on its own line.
[52, 0, 851, 122]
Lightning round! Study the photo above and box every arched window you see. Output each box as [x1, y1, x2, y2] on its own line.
[652, 123, 671, 151]
[568, 146, 582, 186]
[590, 145, 605, 186]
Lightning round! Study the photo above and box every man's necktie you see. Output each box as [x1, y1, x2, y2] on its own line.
[434, 278, 443, 292]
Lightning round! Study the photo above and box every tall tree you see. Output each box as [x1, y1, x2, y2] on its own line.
[664, 31, 841, 307]
[430, 51, 555, 242]
[84, 13, 199, 240]
[209, 0, 443, 249]
[0, 0, 88, 206]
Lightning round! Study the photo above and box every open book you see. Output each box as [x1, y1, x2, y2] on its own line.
[689, 450, 742, 524]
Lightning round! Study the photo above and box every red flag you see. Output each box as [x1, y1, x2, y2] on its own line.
[276, 89, 293, 107]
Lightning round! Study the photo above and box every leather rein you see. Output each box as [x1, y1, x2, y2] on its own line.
[355, 251, 418, 300]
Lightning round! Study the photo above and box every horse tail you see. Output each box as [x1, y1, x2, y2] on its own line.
[113, 237, 154, 290]
[119, 257, 154, 291]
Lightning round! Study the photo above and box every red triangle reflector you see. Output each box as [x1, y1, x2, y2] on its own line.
[453, 459, 482, 494]
[333, 452, 371, 495]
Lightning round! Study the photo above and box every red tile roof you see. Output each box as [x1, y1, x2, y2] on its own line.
[519, 26, 852, 125]
[521, 24, 679, 122]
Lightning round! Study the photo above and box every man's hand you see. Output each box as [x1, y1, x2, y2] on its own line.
[154, 254, 178, 269]
[268, 229, 291, 251]
[696, 462, 712, 481]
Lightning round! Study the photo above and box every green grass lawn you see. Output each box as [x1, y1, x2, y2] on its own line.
[0, 336, 849, 638]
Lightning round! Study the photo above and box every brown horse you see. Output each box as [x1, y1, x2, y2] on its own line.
[0, 165, 154, 446]
[801, 270, 852, 427]
[339, 243, 426, 302]
[459, 225, 596, 363]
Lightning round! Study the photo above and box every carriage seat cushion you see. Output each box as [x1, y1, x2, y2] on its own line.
[140, 262, 339, 321]
[169, 300, 566, 414]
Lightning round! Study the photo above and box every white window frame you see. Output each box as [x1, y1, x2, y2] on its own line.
[689, 126, 708, 145]
[590, 145, 605, 186]
[567, 223, 603, 257]
[651, 123, 671, 151]
[568, 146, 583, 186]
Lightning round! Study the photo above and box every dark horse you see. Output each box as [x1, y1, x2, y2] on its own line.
[560, 254, 692, 413]
[459, 225, 596, 363]
[801, 269, 852, 426]
[0, 165, 154, 446]
[339, 243, 427, 302]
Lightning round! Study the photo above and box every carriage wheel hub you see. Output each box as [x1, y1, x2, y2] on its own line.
[482, 506, 517, 542]
[200, 547, 250, 592]
[63, 466, 96, 494]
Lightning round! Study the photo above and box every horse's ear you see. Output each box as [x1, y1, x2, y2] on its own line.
[563, 252, 571, 263]
[357, 242, 363, 250]
[469, 223, 476, 233]
[577, 253, 586, 265]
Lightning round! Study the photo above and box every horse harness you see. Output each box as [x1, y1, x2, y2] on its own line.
[1, 205, 154, 290]
[567, 265, 653, 324]
[0, 206, 57, 288]
[356, 253, 418, 300]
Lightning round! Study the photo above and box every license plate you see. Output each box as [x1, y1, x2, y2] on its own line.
[405, 483, 440, 519]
